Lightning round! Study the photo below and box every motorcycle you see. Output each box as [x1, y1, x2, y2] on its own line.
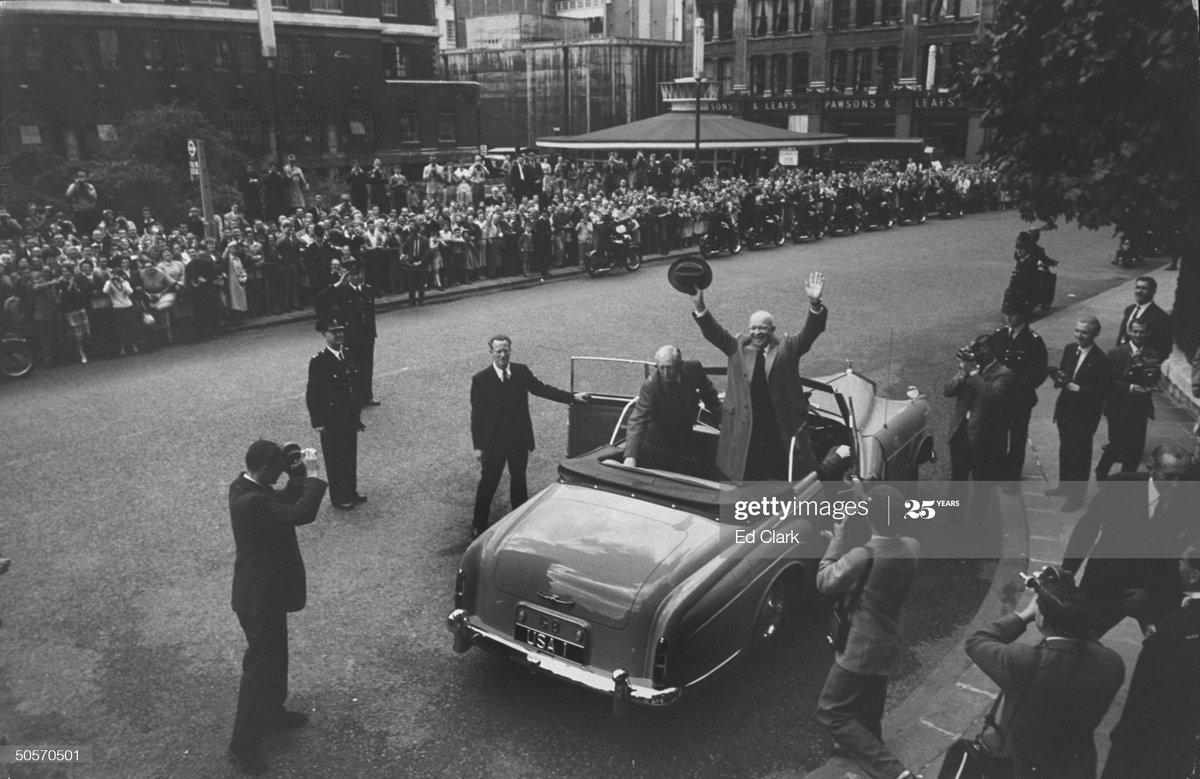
[698, 216, 743, 258]
[862, 192, 896, 230]
[1006, 253, 1058, 312]
[740, 210, 787, 249]
[896, 193, 927, 226]
[936, 187, 964, 219]
[789, 198, 827, 243]
[585, 222, 643, 277]
[828, 201, 862, 236]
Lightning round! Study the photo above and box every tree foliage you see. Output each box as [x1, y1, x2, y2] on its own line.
[965, 0, 1200, 354]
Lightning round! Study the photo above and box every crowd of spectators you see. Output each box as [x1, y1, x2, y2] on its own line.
[0, 153, 1004, 370]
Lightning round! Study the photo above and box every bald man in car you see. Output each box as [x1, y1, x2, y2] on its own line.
[623, 345, 722, 478]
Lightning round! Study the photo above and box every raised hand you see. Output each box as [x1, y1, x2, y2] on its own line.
[804, 271, 825, 306]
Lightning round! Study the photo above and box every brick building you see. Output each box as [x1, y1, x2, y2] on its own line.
[0, 0, 481, 171]
[695, 0, 994, 159]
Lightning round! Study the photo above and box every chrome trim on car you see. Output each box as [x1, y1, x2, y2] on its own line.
[447, 609, 681, 708]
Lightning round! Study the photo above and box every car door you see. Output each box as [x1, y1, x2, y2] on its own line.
[566, 357, 653, 457]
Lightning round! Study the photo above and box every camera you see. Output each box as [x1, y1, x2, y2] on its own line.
[281, 442, 305, 477]
[955, 343, 979, 363]
[1020, 565, 1074, 590]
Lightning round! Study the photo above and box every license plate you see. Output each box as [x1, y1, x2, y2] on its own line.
[514, 624, 587, 664]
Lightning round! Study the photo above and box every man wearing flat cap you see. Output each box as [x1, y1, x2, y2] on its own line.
[228, 439, 326, 774]
[691, 272, 828, 480]
[305, 314, 365, 510]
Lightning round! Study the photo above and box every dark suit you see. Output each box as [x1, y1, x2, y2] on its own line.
[944, 358, 1014, 482]
[228, 472, 327, 752]
[816, 533, 920, 778]
[1052, 343, 1115, 500]
[966, 614, 1125, 779]
[1116, 301, 1172, 360]
[301, 240, 337, 307]
[994, 324, 1048, 479]
[1102, 599, 1200, 778]
[1062, 472, 1194, 635]
[1096, 345, 1161, 478]
[470, 362, 574, 533]
[306, 347, 362, 505]
[403, 231, 432, 306]
[623, 360, 722, 478]
[694, 304, 828, 480]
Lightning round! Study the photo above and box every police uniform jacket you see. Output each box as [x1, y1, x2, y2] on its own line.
[993, 324, 1048, 408]
[331, 282, 376, 341]
[230, 473, 327, 615]
[306, 347, 361, 430]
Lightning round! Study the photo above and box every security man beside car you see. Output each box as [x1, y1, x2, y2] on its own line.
[993, 299, 1048, 481]
[228, 440, 326, 775]
[815, 484, 921, 779]
[305, 312, 366, 510]
[622, 345, 723, 479]
[470, 335, 590, 538]
[691, 271, 828, 481]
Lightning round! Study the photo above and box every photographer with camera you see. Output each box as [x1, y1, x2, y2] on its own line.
[228, 440, 326, 775]
[1095, 320, 1162, 480]
[815, 484, 921, 779]
[944, 334, 1014, 506]
[965, 566, 1124, 779]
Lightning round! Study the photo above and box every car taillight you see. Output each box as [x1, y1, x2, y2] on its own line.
[454, 570, 465, 609]
[652, 637, 669, 686]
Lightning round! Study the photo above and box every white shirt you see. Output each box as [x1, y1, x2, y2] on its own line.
[326, 346, 345, 361]
[493, 364, 510, 383]
[1073, 344, 1093, 379]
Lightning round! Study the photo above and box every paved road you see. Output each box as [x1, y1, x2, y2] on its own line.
[0, 212, 1150, 778]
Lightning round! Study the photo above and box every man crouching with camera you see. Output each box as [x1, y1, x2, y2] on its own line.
[228, 440, 327, 775]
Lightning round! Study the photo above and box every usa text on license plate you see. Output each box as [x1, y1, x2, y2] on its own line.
[515, 624, 586, 663]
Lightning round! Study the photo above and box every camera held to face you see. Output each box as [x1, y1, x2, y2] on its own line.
[956, 343, 979, 363]
[281, 442, 305, 478]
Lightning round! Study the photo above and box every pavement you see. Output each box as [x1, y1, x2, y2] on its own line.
[805, 267, 1200, 779]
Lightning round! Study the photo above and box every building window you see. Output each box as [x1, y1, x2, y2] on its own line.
[749, 56, 766, 94]
[24, 28, 46, 71]
[881, 0, 902, 22]
[309, 0, 343, 11]
[770, 54, 788, 93]
[791, 52, 809, 91]
[717, 4, 733, 38]
[213, 37, 232, 72]
[170, 34, 195, 71]
[235, 35, 259, 73]
[856, 0, 875, 27]
[716, 58, 732, 94]
[69, 30, 91, 71]
[97, 124, 119, 143]
[343, 103, 372, 148]
[98, 30, 120, 71]
[20, 125, 42, 146]
[774, 0, 790, 34]
[830, 0, 850, 29]
[444, 21, 457, 47]
[828, 49, 848, 90]
[587, 16, 604, 34]
[192, 0, 230, 4]
[397, 115, 419, 144]
[437, 114, 456, 142]
[853, 50, 874, 91]
[381, 0, 400, 16]
[297, 37, 316, 74]
[277, 39, 294, 73]
[957, 0, 979, 17]
[388, 46, 410, 78]
[143, 30, 165, 71]
[224, 102, 263, 152]
[878, 46, 898, 91]
[751, 0, 769, 36]
[283, 101, 320, 149]
[273, 0, 288, 8]
[795, 0, 812, 31]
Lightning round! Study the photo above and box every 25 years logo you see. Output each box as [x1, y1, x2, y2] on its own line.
[903, 499, 960, 519]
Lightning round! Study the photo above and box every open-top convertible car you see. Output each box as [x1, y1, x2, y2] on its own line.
[447, 357, 934, 714]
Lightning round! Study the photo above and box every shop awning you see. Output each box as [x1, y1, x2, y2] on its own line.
[536, 112, 847, 151]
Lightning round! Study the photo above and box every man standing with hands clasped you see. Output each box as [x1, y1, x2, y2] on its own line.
[470, 335, 589, 538]
[815, 484, 921, 779]
[228, 440, 327, 775]
[691, 271, 828, 481]
[306, 314, 366, 510]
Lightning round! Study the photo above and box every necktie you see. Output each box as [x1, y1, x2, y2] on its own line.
[1073, 347, 1086, 379]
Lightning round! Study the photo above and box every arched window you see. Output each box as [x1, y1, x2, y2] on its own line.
[282, 101, 320, 151]
[224, 101, 264, 153]
[342, 102, 372, 150]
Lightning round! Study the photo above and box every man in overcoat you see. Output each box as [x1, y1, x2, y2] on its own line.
[691, 271, 828, 480]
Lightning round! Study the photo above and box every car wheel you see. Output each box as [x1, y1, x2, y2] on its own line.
[752, 575, 789, 645]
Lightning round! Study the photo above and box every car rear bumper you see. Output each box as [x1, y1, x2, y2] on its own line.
[447, 609, 681, 710]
